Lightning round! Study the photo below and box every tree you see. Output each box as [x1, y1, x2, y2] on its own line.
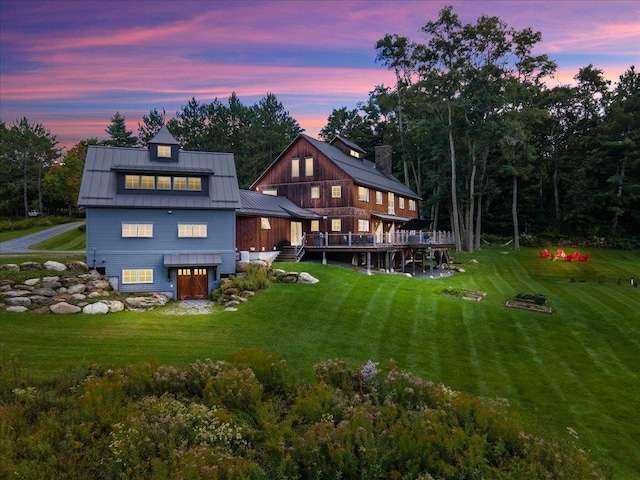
[105, 112, 137, 147]
[137, 108, 166, 147]
[0, 118, 60, 216]
[44, 138, 98, 215]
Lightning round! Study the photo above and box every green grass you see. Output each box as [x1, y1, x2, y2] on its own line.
[29, 226, 86, 250]
[1, 246, 639, 478]
[0, 215, 80, 242]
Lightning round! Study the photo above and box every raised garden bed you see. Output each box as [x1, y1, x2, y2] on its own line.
[506, 300, 552, 314]
[441, 288, 487, 302]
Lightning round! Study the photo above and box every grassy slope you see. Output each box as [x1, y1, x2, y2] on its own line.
[28, 227, 86, 250]
[1, 246, 639, 477]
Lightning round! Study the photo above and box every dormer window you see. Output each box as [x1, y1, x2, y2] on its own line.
[157, 145, 171, 158]
[349, 149, 363, 159]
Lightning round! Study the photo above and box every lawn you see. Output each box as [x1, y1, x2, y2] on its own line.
[1, 246, 639, 478]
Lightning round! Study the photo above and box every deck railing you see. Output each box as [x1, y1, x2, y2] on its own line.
[305, 230, 454, 248]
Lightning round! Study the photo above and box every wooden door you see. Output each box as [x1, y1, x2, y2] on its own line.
[177, 268, 208, 300]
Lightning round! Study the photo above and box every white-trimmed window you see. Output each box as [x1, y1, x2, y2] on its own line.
[331, 185, 341, 198]
[262, 189, 277, 196]
[358, 186, 370, 202]
[310, 220, 320, 231]
[178, 224, 207, 238]
[376, 191, 383, 204]
[173, 177, 187, 190]
[311, 186, 320, 199]
[358, 219, 370, 232]
[305, 156, 314, 176]
[122, 223, 153, 238]
[140, 175, 155, 189]
[331, 219, 341, 231]
[349, 149, 363, 159]
[187, 177, 201, 191]
[261, 217, 271, 230]
[388, 192, 395, 214]
[125, 175, 139, 189]
[291, 158, 300, 178]
[122, 269, 153, 284]
[157, 176, 171, 190]
[409, 199, 417, 211]
[157, 145, 171, 158]
[399, 197, 405, 209]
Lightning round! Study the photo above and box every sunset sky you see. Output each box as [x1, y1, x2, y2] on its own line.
[1, 0, 639, 151]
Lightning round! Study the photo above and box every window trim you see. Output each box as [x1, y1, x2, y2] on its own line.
[310, 186, 320, 199]
[331, 185, 342, 198]
[375, 191, 383, 205]
[304, 156, 314, 177]
[260, 217, 271, 230]
[291, 158, 300, 178]
[358, 219, 370, 232]
[358, 186, 370, 202]
[157, 145, 171, 158]
[310, 220, 320, 232]
[331, 218, 341, 231]
[178, 223, 208, 238]
[122, 223, 153, 238]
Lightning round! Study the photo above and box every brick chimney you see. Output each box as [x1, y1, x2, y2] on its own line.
[375, 145, 392, 176]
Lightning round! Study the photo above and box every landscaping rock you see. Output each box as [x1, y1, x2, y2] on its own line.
[44, 260, 67, 271]
[71, 293, 86, 301]
[101, 300, 124, 313]
[42, 276, 60, 283]
[469, 259, 479, 264]
[20, 262, 43, 271]
[87, 279, 110, 290]
[67, 260, 89, 271]
[83, 302, 109, 314]
[124, 294, 169, 311]
[24, 278, 41, 286]
[67, 284, 86, 295]
[225, 306, 238, 312]
[50, 302, 81, 314]
[282, 273, 298, 283]
[6, 306, 28, 313]
[29, 295, 50, 305]
[5, 297, 31, 307]
[1, 264, 20, 271]
[32, 287, 57, 297]
[298, 272, 319, 284]
[3, 290, 32, 297]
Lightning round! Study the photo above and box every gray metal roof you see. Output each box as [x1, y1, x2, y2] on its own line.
[238, 190, 320, 219]
[164, 254, 222, 266]
[78, 145, 241, 209]
[330, 136, 366, 155]
[251, 134, 420, 200]
[149, 125, 180, 145]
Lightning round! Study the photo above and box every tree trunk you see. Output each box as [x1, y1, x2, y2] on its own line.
[512, 174, 520, 251]
[22, 155, 29, 217]
[553, 157, 561, 226]
[474, 149, 488, 250]
[448, 102, 461, 251]
[466, 143, 477, 252]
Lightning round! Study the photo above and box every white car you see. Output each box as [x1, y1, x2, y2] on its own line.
[27, 210, 43, 217]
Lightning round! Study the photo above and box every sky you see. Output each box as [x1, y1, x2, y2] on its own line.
[1, 0, 639, 151]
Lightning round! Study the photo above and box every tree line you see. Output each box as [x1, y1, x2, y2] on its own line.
[1, 5, 637, 249]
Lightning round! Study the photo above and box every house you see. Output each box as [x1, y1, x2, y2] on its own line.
[78, 125, 241, 300]
[236, 189, 320, 260]
[250, 134, 424, 268]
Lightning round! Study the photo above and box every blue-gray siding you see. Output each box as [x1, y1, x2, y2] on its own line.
[86, 207, 236, 297]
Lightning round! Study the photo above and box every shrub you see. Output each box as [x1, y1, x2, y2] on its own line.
[514, 292, 547, 305]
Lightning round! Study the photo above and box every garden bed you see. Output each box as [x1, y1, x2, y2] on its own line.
[441, 288, 487, 302]
[506, 300, 552, 314]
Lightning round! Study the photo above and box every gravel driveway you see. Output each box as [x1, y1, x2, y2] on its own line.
[0, 221, 85, 254]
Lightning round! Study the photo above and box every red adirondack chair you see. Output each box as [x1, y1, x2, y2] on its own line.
[540, 249, 550, 258]
[565, 255, 573, 262]
[578, 254, 590, 262]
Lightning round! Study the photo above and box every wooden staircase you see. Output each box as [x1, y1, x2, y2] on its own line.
[275, 245, 300, 262]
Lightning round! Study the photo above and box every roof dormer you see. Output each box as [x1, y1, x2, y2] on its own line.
[148, 124, 180, 162]
[330, 136, 366, 159]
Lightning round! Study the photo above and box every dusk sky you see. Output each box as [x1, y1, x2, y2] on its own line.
[1, 0, 639, 151]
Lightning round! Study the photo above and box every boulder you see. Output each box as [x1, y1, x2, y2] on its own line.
[24, 278, 41, 286]
[83, 302, 109, 314]
[86, 291, 103, 298]
[67, 260, 89, 271]
[20, 262, 43, 271]
[3, 290, 32, 297]
[50, 302, 81, 314]
[124, 295, 167, 311]
[32, 287, 57, 297]
[298, 272, 319, 284]
[224, 306, 238, 312]
[0, 264, 20, 271]
[469, 259, 479, 265]
[31, 306, 51, 314]
[67, 284, 86, 295]
[42, 276, 60, 283]
[87, 279, 110, 291]
[101, 300, 124, 313]
[281, 274, 298, 283]
[5, 297, 31, 307]
[71, 293, 86, 301]
[44, 260, 67, 271]
[28, 295, 50, 305]
[6, 306, 28, 313]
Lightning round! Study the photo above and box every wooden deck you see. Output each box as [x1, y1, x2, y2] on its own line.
[287, 230, 454, 274]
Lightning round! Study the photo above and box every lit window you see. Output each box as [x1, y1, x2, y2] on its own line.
[262, 189, 277, 196]
[178, 224, 207, 238]
[122, 269, 153, 284]
[305, 157, 313, 176]
[399, 197, 405, 209]
[311, 186, 320, 199]
[409, 199, 416, 211]
[261, 217, 271, 230]
[358, 219, 370, 232]
[376, 191, 383, 204]
[331, 219, 341, 231]
[349, 149, 362, 158]
[173, 177, 187, 190]
[332, 185, 341, 198]
[187, 177, 201, 191]
[125, 175, 140, 189]
[122, 223, 153, 238]
[291, 158, 300, 178]
[310, 220, 319, 231]
[140, 175, 155, 189]
[157, 176, 171, 190]
[358, 186, 369, 202]
[388, 192, 395, 214]
[157, 145, 171, 158]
